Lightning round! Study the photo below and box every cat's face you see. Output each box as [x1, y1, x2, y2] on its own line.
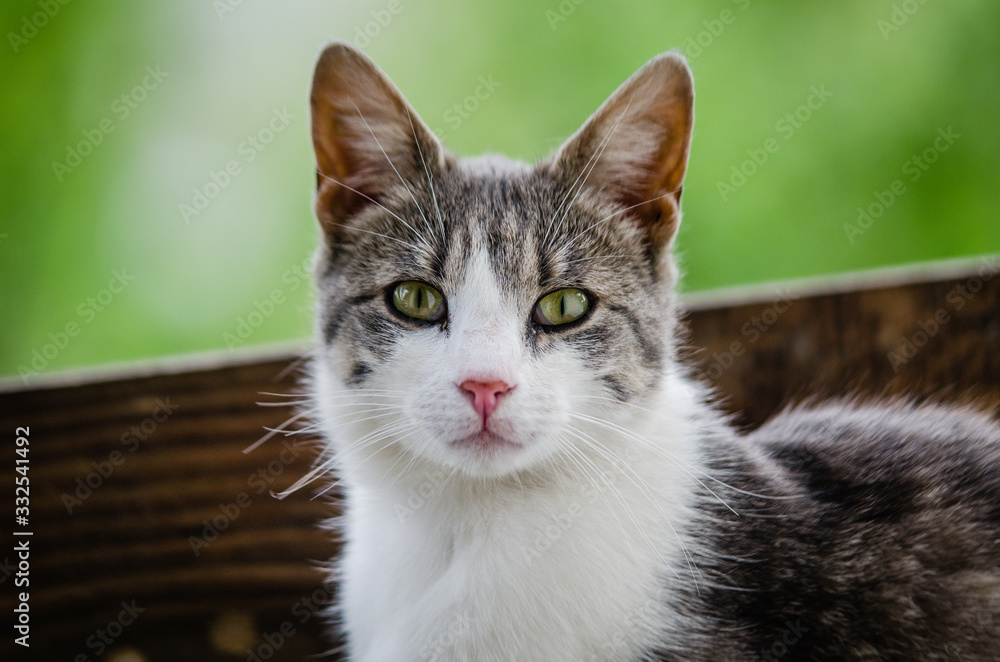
[310, 44, 693, 478]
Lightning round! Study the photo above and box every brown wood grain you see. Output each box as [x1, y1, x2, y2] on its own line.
[1, 260, 998, 661]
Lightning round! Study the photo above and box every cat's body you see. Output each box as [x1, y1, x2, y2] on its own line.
[306, 43, 1000, 660]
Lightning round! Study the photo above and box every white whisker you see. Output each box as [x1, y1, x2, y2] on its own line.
[316, 169, 416, 232]
[334, 222, 425, 252]
[566, 423, 702, 590]
[554, 192, 675, 263]
[560, 429, 685, 584]
[569, 395, 794, 502]
[279, 418, 416, 500]
[258, 390, 309, 398]
[561, 253, 644, 266]
[571, 410, 740, 516]
[349, 99, 434, 244]
[256, 399, 311, 408]
[405, 104, 446, 239]
[544, 94, 636, 243]
[244, 410, 310, 454]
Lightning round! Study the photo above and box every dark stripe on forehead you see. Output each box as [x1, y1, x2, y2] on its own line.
[535, 240, 555, 289]
[461, 175, 530, 280]
[487, 215, 527, 288]
[428, 235, 447, 281]
[408, 207, 449, 280]
[439, 218, 473, 282]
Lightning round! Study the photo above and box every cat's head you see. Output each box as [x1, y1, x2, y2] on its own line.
[309, 43, 693, 479]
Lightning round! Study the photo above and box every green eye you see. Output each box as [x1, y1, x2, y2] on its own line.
[392, 281, 446, 321]
[534, 288, 590, 326]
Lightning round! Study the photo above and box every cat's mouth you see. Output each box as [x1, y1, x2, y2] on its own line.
[450, 431, 524, 454]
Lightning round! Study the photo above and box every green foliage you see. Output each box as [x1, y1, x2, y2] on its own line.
[2, 0, 998, 379]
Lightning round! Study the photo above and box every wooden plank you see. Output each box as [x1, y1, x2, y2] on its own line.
[1, 260, 998, 660]
[683, 258, 1000, 427]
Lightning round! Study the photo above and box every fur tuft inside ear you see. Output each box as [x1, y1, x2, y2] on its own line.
[309, 42, 446, 243]
[548, 52, 694, 249]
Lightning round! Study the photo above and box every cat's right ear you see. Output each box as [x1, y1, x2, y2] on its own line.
[310, 42, 446, 243]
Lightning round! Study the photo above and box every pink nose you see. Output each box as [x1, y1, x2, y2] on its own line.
[460, 379, 512, 422]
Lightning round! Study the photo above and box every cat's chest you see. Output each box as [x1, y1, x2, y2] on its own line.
[340, 476, 678, 662]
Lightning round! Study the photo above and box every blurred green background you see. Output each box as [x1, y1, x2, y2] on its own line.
[2, 0, 998, 382]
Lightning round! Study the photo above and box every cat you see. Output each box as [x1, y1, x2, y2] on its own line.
[304, 42, 1000, 661]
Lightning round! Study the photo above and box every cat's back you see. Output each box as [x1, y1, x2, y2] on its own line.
[690, 402, 1000, 661]
[752, 401, 1000, 521]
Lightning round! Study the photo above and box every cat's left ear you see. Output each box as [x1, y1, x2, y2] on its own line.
[549, 52, 694, 249]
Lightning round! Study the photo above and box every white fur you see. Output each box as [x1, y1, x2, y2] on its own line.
[314, 249, 709, 661]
